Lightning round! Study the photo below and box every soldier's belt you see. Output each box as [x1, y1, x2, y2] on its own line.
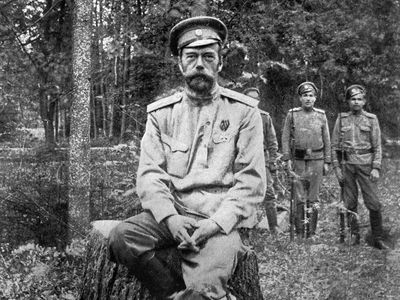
[294, 148, 323, 160]
[336, 148, 373, 161]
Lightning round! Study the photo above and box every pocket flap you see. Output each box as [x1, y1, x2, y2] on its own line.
[161, 133, 189, 152]
[341, 126, 351, 132]
[359, 125, 371, 132]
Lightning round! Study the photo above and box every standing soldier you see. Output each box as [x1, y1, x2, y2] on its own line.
[331, 84, 389, 250]
[243, 87, 280, 234]
[281, 82, 331, 237]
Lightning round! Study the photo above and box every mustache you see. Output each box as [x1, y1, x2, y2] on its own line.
[185, 72, 214, 82]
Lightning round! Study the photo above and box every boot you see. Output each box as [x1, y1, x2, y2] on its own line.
[295, 203, 305, 237]
[369, 210, 390, 250]
[308, 207, 318, 237]
[134, 251, 184, 299]
[265, 204, 279, 235]
[348, 212, 360, 245]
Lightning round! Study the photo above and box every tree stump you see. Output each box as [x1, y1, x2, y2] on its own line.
[80, 220, 263, 300]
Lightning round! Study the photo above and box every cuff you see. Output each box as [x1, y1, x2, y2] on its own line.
[150, 203, 179, 224]
[210, 210, 239, 235]
[372, 162, 381, 170]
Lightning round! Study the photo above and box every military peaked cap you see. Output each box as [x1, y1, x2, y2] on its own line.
[297, 81, 318, 96]
[345, 84, 366, 99]
[169, 16, 228, 56]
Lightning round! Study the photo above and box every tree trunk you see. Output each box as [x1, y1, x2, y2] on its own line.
[80, 221, 264, 300]
[69, 0, 92, 239]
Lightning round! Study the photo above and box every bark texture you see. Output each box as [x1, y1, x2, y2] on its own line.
[69, 0, 92, 238]
[80, 220, 263, 300]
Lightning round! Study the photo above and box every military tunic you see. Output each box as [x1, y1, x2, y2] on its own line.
[109, 86, 266, 299]
[331, 110, 382, 211]
[281, 107, 331, 203]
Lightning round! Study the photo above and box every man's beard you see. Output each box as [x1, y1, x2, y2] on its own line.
[185, 72, 215, 94]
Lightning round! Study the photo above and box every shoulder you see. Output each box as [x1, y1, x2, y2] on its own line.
[362, 110, 377, 119]
[259, 109, 270, 116]
[339, 112, 350, 118]
[313, 107, 326, 114]
[289, 107, 302, 113]
[147, 93, 183, 113]
[220, 87, 259, 108]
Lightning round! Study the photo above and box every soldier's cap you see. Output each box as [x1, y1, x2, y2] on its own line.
[243, 87, 260, 99]
[169, 16, 228, 56]
[345, 84, 366, 99]
[297, 81, 318, 96]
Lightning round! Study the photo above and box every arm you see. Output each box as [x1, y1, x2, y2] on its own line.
[281, 112, 292, 161]
[209, 107, 266, 234]
[136, 113, 178, 223]
[331, 116, 341, 169]
[370, 116, 382, 170]
[266, 115, 279, 169]
[322, 114, 332, 164]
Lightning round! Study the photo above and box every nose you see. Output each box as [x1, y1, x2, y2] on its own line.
[195, 56, 204, 70]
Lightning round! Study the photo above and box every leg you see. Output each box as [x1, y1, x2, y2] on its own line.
[264, 168, 278, 234]
[293, 160, 306, 237]
[305, 160, 324, 237]
[343, 164, 360, 244]
[180, 230, 244, 299]
[356, 165, 389, 250]
[108, 211, 182, 299]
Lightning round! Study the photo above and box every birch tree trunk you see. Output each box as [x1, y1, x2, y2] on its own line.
[69, 0, 92, 239]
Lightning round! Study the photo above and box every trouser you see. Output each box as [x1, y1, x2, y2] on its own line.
[293, 159, 324, 237]
[342, 164, 384, 243]
[264, 167, 278, 232]
[108, 211, 244, 299]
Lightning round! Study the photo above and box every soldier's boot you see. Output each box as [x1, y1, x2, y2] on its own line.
[308, 207, 318, 237]
[134, 251, 184, 300]
[369, 210, 390, 250]
[295, 203, 305, 238]
[265, 203, 279, 235]
[348, 212, 360, 245]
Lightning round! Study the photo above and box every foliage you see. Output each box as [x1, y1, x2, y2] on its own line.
[0, 239, 86, 300]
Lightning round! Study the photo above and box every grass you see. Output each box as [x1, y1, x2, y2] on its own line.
[253, 158, 400, 300]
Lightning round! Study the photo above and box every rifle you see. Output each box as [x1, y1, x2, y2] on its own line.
[288, 100, 296, 242]
[337, 94, 346, 243]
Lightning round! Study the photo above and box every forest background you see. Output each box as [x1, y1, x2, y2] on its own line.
[0, 0, 400, 299]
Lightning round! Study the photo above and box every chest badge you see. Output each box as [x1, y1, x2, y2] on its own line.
[219, 120, 230, 131]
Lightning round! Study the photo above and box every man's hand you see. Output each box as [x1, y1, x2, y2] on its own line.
[190, 219, 220, 246]
[165, 215, 199, 252]
[370, 168, 380, 182]
[323, 163, 330, 176]
[334, 167, 344, 183]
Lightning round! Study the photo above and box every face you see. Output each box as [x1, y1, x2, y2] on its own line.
[179, 43, 222, 94]
[348, 94, 366, 112]
[245, 90, 260, 100]
[299, 91, 316, 109]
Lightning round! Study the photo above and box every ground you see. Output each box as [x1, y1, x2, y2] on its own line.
[253, 158, 400, 300]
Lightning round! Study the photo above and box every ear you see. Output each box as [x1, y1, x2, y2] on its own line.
[217, 60, 223, 72]
[178, 58, 184, 74]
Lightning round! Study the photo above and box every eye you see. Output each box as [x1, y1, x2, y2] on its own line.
[204, 54, 216, 62]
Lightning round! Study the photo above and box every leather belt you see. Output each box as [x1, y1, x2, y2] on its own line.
[336, 148, 373, 161]
[294, 148, 323, 160]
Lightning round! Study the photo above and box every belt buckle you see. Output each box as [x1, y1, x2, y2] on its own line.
[306, 148, 312, 156]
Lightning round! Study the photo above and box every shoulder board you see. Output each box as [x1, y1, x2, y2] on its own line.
[313, 108, 325, 114]
[340, 112, 350, 118]
[289, 107, 302, 112]
[259, 109, 269, 116]
[362, 111, 376, 119]
[220, 88, 259, 107]
[147, 93, 183, 113]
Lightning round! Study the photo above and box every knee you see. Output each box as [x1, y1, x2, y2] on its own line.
[108, 222, 141, 265]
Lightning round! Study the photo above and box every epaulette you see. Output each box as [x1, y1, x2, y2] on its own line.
[220, 88, 259, 107]
[259, 109, 270, 116]
[313, 107, 325, 114]
[362, 111, 377, 119]
[147, 93, 183, 113]
[340, 112, 350, 118]
[289, 107, 302, 112]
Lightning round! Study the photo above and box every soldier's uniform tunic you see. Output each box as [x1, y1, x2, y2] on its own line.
[281, 107, 331, 203]
[331, 110, 382, 212]
[109, 86, 266, 299]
